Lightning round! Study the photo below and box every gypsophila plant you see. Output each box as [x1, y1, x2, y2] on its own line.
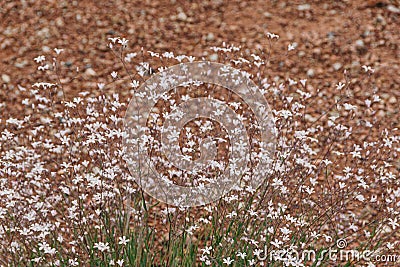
[0, 34, 398, 267]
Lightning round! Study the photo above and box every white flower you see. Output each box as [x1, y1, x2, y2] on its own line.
[108, 37, 120, 43]
[267, 32, 279, 39]
[118, 236, 130, 246]
[38, 242, 56, 255]
[223, 257, 234, 265]
[373, 94, 380, 102]
[279, 110, 292, 119]
[362, 65, 375, 73]
[54, 48, 64, 55]
[248, 259, 256, 265]
[94, 242, 110, 252]
[280, 227, 292, 235]
[343, 103, 357, 111]
[124, 52, 137, 62]
[130, 80, 140, 88]
[38, 64, 49, 71]
[201, 246, 212, 255]
[236, 251, 247, 259]
[226, 211, 237, 218]
[323, 234, 332, 242]
[68, 259, 79, 266]
[336, 82, 345, 90]
[322, 159, 332, 165]
[148, 51, 159, 57]
[388, 218, 399, 229]
[162, 51, 174, 58]
[253, 248, 264, 256]
[118, 38, 129, 47]
[34, 55, 45, 63]
[200, 254, 208, 262]
[111, 71, 118, 79]
[288, 43, 297, 51]
[97, 83, 105, 90]
[355, 194, 365, 202]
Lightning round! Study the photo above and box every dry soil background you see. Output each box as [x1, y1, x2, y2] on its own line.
[1, 0, 399, 107]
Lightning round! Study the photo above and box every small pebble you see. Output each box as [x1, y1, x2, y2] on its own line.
[84, 68, 97, 76]
[327, 32, 335, 40]
[209, 53, 218, 61]
[42, 46, 51, 52]
[305, 114, 317, 122]
[355, 39, 365, 48]
[389, 96, 397, 104]
[387, 5, 400, 14]
[206, 33, 215, 41]
[263, 12, 272, 18]
[55, 17, 64, 27]
[37, 27, 50, 39]
[351, 61, 360, 70]
[177, 12, 187, 21]
[1, 74, 10, 83]
[355, 39, 367, 54]
[297, 4, 311, 11]
[376, 15, 386, 26]
[361, 31, 370, 38]
[381, 93, 390, 100]
[15, 60, 28, 68]
[376, 110, 386, 118]
[333, 62, 342, 71]
[313, 48, 321, 55]
[307, 69, 315, 77]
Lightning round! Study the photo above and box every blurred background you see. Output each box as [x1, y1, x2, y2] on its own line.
[1, 0, 399, 98]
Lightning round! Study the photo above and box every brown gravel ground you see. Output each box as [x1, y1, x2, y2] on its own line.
[1, 0, 399, 105]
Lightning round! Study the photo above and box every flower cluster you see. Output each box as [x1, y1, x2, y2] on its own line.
[0, 35, 398, 266]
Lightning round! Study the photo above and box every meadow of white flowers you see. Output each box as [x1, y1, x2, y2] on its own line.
[0, 35, 398, 266]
